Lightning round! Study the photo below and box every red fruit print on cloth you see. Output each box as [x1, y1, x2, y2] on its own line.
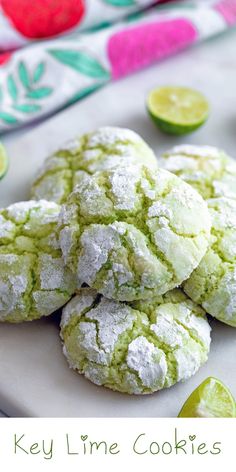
[108, 19, 198, 80]
[1, 0, 85, 39]
[0, 52, 12, 66]
[215, 0, 236, 25]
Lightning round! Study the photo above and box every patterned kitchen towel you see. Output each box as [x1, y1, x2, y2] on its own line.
[0, 0, 236, 133]
[0, 0, 171, 50]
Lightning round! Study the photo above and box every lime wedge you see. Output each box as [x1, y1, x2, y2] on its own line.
[0, 142, 8, 180]
[147, 86, 209, 135]
[178, 377, 236, 418]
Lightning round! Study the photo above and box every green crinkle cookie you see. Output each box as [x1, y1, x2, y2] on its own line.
[60, 288, 211, 395]
[0, 200, 76, 322]
[184, 197, 236, 327]
[31, 127, 158, 204]
[160, 147, 236, 327]
[58, 165, 211, 301]
[160, 144, 236, 200]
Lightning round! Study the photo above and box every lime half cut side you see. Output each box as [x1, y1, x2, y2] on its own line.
[147, 86, 209, 135]
[0, 142, 9, 180]
[178, 377, 236, 418]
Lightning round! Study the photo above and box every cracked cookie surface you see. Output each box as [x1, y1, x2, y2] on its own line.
[31, 127, 158, 204]
[58, 165, 211, 301]
[184, 198, 236, 327]
[160, 144, 236, 200]
[60, 288, 211, 395]
[160, 147, 236, 326]
[0, 200, 76, 322]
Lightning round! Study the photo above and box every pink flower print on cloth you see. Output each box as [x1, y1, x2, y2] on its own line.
[107, 18, 198, 80]
[215, 0, 236, 25]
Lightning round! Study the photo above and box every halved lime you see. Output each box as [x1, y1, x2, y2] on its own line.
[0, 142, 8, 180]
[178, 377, 236, 418]
[147, 86, 209, 135]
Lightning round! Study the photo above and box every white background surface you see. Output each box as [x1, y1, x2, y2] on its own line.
[0, 28, 236, 417]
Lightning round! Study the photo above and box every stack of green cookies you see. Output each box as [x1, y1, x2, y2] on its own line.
[1, 127, 235, 395]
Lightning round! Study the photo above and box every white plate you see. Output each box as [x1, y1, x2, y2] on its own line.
[1, 29, 236, 417]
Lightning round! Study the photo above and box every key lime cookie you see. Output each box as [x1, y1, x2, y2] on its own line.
[160, 144, 236, 200]
[31, 127, 158, 204]
[58, 165, 211, 301]
[0, 200, 76, 322]
[184, 197, 236, 327]
[60, 288, 211, 395]
[160, 147, 236, 326]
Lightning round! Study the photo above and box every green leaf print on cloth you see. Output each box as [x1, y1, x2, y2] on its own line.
[48, 49, 110, 80]
[33, 62, 45, 83]
[18, 61, 31, 88]
[13, 104, 41, 113]
[0, 112, 18, 124]
[7, 75, 18, 101]
[102, 0, 136, 6]
[0, 60, 53, 126]
[26, 87, 53, 99]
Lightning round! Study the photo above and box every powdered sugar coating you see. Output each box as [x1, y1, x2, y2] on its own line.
[58, 165, 211, 301]
[184, 197, 236, 327]
[31, 127, 158, 204]
[127, 337, 167, 390]
[60, 288, 211, 395]
[161, 146, 236, 326]
[160, 144, 236, 199]
[0, 200, 76, 322]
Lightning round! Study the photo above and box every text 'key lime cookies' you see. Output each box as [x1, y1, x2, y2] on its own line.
[0, 200, 76, 322]
[60, 288, 211, 395]
[31, 127, 158, 204]
[58, 165, 211, 301]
